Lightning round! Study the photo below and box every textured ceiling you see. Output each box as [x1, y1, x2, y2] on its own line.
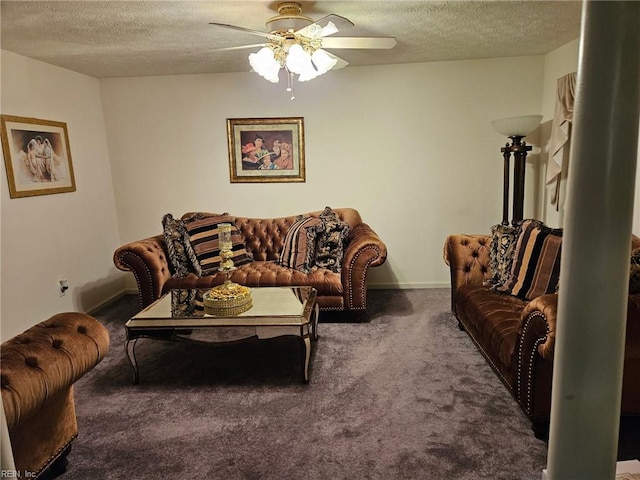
[0, 1, 583, 79]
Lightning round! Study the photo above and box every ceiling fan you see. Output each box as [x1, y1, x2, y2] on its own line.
[209, 2, 397, 94]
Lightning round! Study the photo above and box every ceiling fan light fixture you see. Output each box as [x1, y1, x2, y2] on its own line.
[285, 43, 312, 75]
[212, 1, 397, 97]
[311, 48, 338, 75]
[248, 47, 280, 83]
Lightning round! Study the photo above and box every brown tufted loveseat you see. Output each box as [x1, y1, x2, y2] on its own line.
[444, 233, 640, 439]
[1, 312, 110, 478]
[114, 208, 387, 314]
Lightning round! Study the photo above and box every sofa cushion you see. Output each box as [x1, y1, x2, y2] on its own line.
[455, 283, 527, 383]
[486, 223, 521, 288]
[315, 206, 351, 273]
[498, 219, 563, 300]
[183, 213, 253, 275]
[277, 215, 323, 273]
[162, 213, 201, 277]
[163, 261, 344, 297]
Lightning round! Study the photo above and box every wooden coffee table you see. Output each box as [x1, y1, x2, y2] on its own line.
[125, 286, 318, 384]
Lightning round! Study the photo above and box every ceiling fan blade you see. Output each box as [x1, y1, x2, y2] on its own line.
[209, 22, 281, 41]
[321, 36, 397, 50]
[296, 14, 354, 38]
[212, 44, 268, 52]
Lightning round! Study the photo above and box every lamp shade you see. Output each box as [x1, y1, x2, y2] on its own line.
[491, 115, 543, 137]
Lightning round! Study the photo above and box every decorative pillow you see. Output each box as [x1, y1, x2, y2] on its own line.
[171, 289, 198, 317]
[315, 206, 350, 273]
[162, 213, 202, 277]
[183, 213, 253, 276]
[630, 250, 640, 294]
[277, 215, 324, 273]
[485, 223, 521, 288]
[497, 219, 563, 300]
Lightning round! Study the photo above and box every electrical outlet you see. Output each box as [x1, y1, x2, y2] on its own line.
[59, 279, 69, 296]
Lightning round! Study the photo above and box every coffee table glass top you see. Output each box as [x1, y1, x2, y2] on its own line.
[127, 286, 316, 328]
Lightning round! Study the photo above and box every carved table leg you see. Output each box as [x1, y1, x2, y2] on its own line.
[302, 336, 311, 384]
[124, 337, 140, 385]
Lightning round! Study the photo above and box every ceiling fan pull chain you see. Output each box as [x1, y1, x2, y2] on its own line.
[286, 70, 295, 100]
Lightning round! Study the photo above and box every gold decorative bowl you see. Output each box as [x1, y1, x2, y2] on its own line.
[203, 283, 252, 317]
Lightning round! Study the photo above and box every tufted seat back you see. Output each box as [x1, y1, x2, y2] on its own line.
[235, 208, 363, 261]
[1, 312, 109, 475]
[182, 208, 365, 262]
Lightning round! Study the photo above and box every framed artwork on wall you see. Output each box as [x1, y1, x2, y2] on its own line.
[227, 117, 305, 183]
[1, 115, 76, 198]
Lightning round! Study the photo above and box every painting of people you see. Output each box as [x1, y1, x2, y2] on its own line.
[1, 115, 76, 198]
[227, 117, 305, 183]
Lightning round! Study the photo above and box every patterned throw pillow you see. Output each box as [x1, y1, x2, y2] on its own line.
[497, 219, 563, 300]
[162, 213, 201, 277]
[183, 213, 253, 276]
[485, 223, 521, 288]
[315, 206, 350, 273]
[277, 215, 324, 273]
[630, 250, 640, 294]
[171, 289, 198, 317]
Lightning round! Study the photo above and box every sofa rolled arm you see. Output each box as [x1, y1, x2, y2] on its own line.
[113, 234, 172, 308]
[520, 293, 559, 361]
[1, 312, 110, 430]
[513, 293, 558, 419]
[341, 223, 388, 310]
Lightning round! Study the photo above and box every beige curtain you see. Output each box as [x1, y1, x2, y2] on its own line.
[546, 72, 577, 210]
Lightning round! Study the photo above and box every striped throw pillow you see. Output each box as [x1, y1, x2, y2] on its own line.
[277, 216, 324, 273]
[183, 214, 253, 276]
[497, 219, 563, 300]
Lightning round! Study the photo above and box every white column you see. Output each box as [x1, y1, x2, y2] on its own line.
[546, 1, 640, 479]
[0, 400, 15, 473]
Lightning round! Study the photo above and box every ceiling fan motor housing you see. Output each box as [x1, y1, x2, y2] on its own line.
[266, 2, 313, 32]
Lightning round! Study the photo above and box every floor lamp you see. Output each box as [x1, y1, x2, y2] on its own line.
[492, 115, 543, 226]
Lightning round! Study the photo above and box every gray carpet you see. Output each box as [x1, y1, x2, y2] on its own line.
[66, 289, 552, 479]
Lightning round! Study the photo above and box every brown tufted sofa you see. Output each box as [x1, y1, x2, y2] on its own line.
[114, 208, 387, 314]
[444, 233, 640, 439]
[1, 312, 110, 478]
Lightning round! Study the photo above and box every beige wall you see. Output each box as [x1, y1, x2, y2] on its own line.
[1, 40, 592, 340]
[0, 50, 123, 341]
[101, 55, 545, 291]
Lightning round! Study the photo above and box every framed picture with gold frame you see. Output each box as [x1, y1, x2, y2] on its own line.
[227, 117, 305, 183]
[1, 115, 76, 198]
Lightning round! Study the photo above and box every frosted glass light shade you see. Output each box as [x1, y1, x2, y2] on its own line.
[249, 47, 280, 83]
[311, 49, 337, 75]
[285, 44, 312, 75]
[491, 115, 543, 137]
